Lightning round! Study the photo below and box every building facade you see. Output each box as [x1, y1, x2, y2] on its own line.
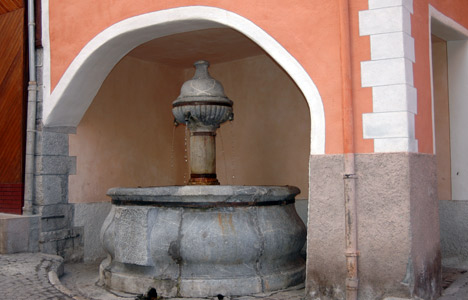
[2, 0, 468, 299]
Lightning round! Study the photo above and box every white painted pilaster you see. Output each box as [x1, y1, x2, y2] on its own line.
[360, 0, 418, 152]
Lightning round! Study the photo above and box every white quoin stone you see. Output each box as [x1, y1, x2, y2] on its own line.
[359, 0, 417, 152]
[374, 137, 418, 152]
[372, 84, 417, 114]
[363, 111, 415, 139]
[368, 0, 413, 13]
[361, 58, 413, 87]
[370, 32, 415, 62]
[359, 6, 411, 36]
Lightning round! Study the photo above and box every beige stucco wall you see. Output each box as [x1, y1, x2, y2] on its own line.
[69, 54, 310, 203]
[69, 56, 187, 203]
[206, 55, 310, 198]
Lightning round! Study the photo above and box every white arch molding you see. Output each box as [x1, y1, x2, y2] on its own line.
[42, 5, 325, 154]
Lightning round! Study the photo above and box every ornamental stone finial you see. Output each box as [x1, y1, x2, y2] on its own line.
[172, 60, 234, 185]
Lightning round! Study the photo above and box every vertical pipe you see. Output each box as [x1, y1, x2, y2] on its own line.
[338, 0, 359, 299]
[23, 0, 37, 215]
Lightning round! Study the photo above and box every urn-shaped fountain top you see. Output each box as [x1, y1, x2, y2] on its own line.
[172, 60, 233, 129]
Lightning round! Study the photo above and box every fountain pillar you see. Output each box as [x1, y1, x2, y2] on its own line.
[189, 131, 217, 184]
[172, 60, 233, 185]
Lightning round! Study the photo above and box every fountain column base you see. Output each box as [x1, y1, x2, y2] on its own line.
[100, 185, 306, 298]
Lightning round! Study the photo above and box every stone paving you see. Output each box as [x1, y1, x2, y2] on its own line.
[60, 262, 306, 300]
[0, 253, 72, 300]
[438, 270, 468, 300]
[1, 253, 468, 300]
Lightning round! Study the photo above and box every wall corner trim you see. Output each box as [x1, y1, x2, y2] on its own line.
[360, 0, 418, 153]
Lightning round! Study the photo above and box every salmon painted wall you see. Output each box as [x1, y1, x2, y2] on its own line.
[412, 0, 468, 153]
[46, 0, 373, 154]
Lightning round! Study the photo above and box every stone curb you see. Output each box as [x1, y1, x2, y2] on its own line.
[439, 271, 468, 299]
[48, 270, 90, 300]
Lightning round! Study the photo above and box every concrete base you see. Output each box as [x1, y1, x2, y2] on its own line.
[100, 185, 306, 298]
[439, 200, 468, 269]
[0, 213, 40, 253]
[306, 153, 441, 300]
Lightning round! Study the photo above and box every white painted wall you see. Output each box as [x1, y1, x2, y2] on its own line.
[447, 40, 468, 200]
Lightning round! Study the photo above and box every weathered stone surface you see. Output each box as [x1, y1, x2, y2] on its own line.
[35, 175, 68, 205]
[35, 155, 76, 175]
[259, 205, 306, 271]
[439, 200, 468, 269]
[306, 154, 346, 300]
[306, 153, 440, 300]
[101, 185, 305, 297]
[0, 213, 40, 253]
[36, 130, 69, 156]
[408, 154, 441, 299]
[149, 208, 182, 278]
[101, 206, 116, 259]
[36, 203, 73, 232]
[114, 207, 152, 266]
[39, 227, 83, 260]
[73, 202, 111, 262]
[107, 185, 299, 203]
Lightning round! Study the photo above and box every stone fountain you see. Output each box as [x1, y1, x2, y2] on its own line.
[99, 60, 306, 298]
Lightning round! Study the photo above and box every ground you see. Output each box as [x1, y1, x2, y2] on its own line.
[0, 253, 467, 300]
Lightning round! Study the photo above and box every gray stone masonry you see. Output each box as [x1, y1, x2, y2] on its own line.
[0, 213, 40, 253]
[34, 126, 83, 262]
[439, 200, 468, 269]
[101, 185, 306, 297]
[32, 48, 83, 262]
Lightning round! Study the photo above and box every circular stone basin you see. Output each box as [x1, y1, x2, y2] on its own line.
[100, 185, 306, 298]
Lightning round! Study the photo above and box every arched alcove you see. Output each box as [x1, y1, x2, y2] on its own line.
[44, 6, 324, 262]
[68, 27, 311, 211]
[43, 6, 325, 154]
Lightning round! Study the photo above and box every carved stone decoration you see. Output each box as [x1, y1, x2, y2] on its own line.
[172, 60, 233, 185]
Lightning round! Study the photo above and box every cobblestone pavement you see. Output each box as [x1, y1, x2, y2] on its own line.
[61, 262, 306, 300]
[0, 253, 73, 300]
[2, 253, 468, 300]
[438, 269, 468, 300]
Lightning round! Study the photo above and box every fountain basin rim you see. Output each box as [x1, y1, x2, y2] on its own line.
[107, 185, 300, 207]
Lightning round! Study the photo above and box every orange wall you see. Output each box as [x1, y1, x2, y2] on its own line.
[47, 0, 373, 154]
[412, 0, 468, 153]
[53, 1, 468, 156]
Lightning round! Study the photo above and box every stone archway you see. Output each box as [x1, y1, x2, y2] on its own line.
[42, 6, 325, 154]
